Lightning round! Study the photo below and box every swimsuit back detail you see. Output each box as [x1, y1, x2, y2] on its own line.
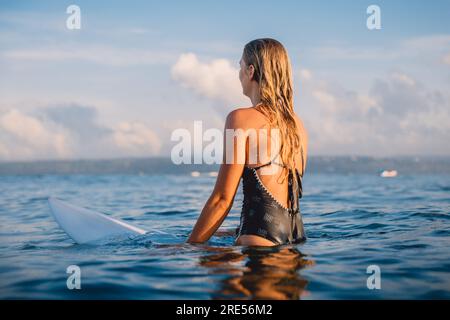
[236, 146, 306, 245]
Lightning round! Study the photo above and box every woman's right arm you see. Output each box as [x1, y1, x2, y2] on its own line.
[187, 110, 246, 243]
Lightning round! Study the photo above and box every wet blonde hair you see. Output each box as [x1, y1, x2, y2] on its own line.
[242, 38, 302, 185]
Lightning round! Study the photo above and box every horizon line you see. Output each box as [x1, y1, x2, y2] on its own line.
[1, 154, 450, 165]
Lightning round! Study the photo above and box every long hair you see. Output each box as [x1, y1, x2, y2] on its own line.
[242, 38, 301, 185]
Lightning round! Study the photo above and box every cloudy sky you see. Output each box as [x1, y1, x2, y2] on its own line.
[1, 0, 449, 161]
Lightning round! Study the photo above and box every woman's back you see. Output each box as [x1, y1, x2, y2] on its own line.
[238, 106, 308, 209]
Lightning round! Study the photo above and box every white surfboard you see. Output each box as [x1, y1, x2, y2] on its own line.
[48, 197, 147, 244]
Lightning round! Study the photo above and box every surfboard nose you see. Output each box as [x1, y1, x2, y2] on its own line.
[48, 197, 146, 244]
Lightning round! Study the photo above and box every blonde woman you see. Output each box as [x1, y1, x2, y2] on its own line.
[187, 38, 308, 246]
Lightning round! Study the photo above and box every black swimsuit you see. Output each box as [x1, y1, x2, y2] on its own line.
[235, 149, 306, 245]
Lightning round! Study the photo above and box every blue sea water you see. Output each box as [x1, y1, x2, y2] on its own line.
[0, 159, 450, 299]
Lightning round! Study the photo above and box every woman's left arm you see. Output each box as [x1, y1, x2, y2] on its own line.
[187, 110, 246, 244]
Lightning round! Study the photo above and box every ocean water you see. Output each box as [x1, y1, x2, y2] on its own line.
[0, 158, 450, 299]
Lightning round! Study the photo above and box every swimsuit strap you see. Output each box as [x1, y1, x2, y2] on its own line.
[249, 151, 284, 171]
[253, 144, 305, 176]
[252, 160, 286, 171]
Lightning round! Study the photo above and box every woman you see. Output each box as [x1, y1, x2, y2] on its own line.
[187, 38, 308, 246]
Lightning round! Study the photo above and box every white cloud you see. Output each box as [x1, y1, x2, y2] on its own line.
[0, 109, 71, 160]
[2, 46, 177, 66]
[310, 35, 450, 62]
[312, 90, 337, 112]
[391, 72, 416, 86]
[0, 105, 162, 161]
[403, 35, 450, 50]
[302, 70, 450, 156]
[126, 27, 156, 35]
[113, 121, 161, 156]
[171, 53, 247, 106]
[298, 68, 313, 81]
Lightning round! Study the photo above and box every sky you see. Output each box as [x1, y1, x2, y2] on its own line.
[0, 0, 450, 161]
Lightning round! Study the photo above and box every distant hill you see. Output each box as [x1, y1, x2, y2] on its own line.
[0, 156, 449, 175]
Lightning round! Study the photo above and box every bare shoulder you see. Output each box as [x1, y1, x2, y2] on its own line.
[225, 107, 259, 129]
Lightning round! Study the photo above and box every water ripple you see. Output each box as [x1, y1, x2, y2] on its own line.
[0, 173, 449, 299]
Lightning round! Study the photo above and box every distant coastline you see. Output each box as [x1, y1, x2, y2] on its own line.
[1, 156, 450, 175]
